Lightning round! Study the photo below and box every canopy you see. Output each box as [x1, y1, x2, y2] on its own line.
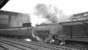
[0, 0, 9, 9]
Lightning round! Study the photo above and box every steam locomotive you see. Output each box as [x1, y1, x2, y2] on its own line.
[32, 20, 88, 45]
[33, 12, 88, 43]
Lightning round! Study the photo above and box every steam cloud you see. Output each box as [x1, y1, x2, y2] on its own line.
[30, 3, 69, 27]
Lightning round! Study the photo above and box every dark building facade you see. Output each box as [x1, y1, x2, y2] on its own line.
[0, 10, 30, 28]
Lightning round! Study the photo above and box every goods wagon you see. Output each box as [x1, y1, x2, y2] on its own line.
[60, 20, 88, 42]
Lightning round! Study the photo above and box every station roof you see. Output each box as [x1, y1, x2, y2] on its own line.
[0, 0, 9, 9]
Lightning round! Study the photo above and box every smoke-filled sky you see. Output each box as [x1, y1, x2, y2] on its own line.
[2, 0, 88, 15]
[1, 0, 88, 26]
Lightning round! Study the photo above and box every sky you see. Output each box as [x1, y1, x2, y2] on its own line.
[1, 0, 88, 26]
[2, 0, 88, 15]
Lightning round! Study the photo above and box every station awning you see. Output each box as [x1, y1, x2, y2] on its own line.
[0, 0, 9, 9]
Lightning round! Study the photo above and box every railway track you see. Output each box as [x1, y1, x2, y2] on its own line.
[0, 45, 9, 50]
[65, 42, 88, 50]
[0, 37, 83, 50]
[0, 41, 24, 50]
[7, 38, 87, 50]
[0, 39, 39, 50]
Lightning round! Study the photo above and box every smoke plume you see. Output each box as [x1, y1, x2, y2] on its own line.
[31, 3, 69, 27]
